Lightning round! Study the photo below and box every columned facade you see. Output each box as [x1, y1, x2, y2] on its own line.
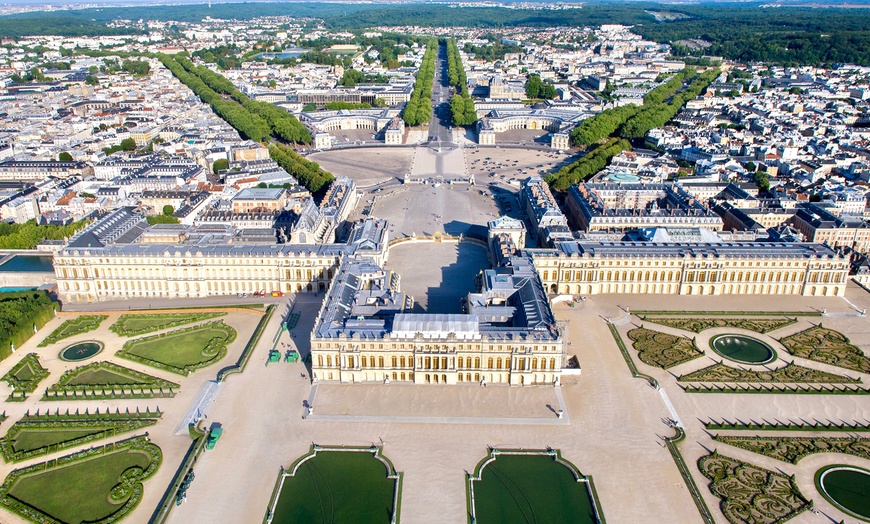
[54, 245, 343, 303]
[310, 335, 563, 386]
[530, 242, 849, 297]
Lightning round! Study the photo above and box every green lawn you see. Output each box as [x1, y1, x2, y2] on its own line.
[13, 366, 34, 381]
[118, 322, 236, 374]
[67, 369, 147, 386]
[272, 451, 397, 524]
[110, 312, 225, 336]
[38, 316, 107, 346]
[8, 449, 153, 524]
[13, 428, 106, 453]
[473, 455, 598, 524]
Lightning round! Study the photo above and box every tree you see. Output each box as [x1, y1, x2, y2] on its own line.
[162, 205, 174, 216]
[753, 171, 770, 192]
[525, 74, 542, 99]
[212, 158, 229, 174]
[540, 84, 557, 100]
[58, 152, 73, 161]
[120, 138, 136, 151]
[339, 69, 364, 87]
[84, 75, 99, 86]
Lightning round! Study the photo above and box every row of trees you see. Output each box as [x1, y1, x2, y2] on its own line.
[0, 221, 88, 250]
[446, 39, 477, 126]
[158, 54, 337, 194]
[0, 291, 58, 361]
[619, 68, 719, 140]
[569, 67, 719, 146]
[268, 143, 334, 194]
[159, 54, 312, 145]
[553, 68, 720, 191]
[402, 41, 437, 126]
[545, 139, 631, 191]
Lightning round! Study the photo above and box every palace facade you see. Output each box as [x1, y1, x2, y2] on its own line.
[309, 255, 564, 386]
[530, 241, 848, 297]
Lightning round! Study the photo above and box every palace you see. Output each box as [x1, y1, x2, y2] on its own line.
[529, 241, 848, 297]
[309, 254, 564, 386]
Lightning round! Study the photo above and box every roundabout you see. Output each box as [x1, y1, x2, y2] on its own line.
[709, 334, 777, 365]
[59, 341, 104, 362]
[815, 465, 870, 521]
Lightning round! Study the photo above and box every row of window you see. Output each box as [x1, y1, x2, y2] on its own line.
[316, 354, 560, 371]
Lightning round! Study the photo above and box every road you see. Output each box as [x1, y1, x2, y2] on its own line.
[427, 40, 455, 146]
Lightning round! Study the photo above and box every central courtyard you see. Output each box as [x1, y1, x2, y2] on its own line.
[384, 242, 488, 313]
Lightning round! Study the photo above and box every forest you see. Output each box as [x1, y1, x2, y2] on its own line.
[5, 3, 870, 66]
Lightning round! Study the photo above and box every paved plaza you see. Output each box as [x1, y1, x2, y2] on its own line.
[360, 183, 500, 238]
[3, 282, 869, 523]
[384, 242, 488, 313]
[154, 284, 870, 524]
[308, 147, 415, 187]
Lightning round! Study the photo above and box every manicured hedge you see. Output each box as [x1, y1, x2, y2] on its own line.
[0, 291, 57, 361]
[38, 315, 107, 346]
[1, 353, 49, 401]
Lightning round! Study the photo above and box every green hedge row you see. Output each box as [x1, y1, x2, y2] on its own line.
[0, 416, 160, 462]
[217, 305, 275, 382]
[38, 315, 107, 346]
[109, 312, 225, 337]
[705, 420, 870, 432]
[1, 353, 49, 399]
[683, 383, 870, 395]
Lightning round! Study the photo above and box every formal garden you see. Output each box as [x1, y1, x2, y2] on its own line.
[678, 361, 857, 384]
[44, 361, 179, 400]
[1, 353, 49, 401]
[109, 312, 226, 337]
[466, 449, 604, 524]
[38, 315, 107, 347]
[626, 327, 702, 369]
[0, 408, 162, 463]
[641, 316, 796, 334]
[698, 451, 810, 524]
[116, 321, 236, 375]
[713, 434, 870, 464]
[0, 435, 161, 524]
[779, 324, 870, 374]
[266, 446, 402, 524]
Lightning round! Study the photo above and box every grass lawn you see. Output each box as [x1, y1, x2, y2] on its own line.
[12, 428, 106, 453]
[473, 455, 597, 524]
[110, 312, 225, 336]
[120, 323, 235, 373]
[39, 316, 107, 346]
[8, 448, 153, 524]
[272, 451, 396, 524]
[67, 369, 147, 386]
[14, 366, 34, 381]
